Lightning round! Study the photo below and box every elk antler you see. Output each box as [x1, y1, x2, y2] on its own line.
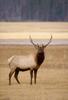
[29, 35, 39, 49]
[44, 35, 52, 48]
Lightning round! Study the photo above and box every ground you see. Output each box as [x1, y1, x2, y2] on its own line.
[0, 45, 68, 100]
[0, 67, 68, 100]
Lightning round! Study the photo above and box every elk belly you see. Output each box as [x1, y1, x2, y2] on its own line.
[12, 55, 36, 69]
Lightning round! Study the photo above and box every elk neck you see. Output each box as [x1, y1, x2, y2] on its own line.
[36, 51, 45, 66]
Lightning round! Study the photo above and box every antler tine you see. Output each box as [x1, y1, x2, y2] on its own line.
[29, 35, 38, 48]
[44, 35, 52, 48]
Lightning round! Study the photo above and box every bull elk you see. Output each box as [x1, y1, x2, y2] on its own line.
[8, 35, 52, 85]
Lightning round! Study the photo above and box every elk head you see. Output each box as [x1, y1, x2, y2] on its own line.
[29, 35, 52, 66]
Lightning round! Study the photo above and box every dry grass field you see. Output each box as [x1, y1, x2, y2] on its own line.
[0, 45, 68, 100]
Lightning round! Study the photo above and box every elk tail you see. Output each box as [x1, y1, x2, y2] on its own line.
[8, 56, 14, 66]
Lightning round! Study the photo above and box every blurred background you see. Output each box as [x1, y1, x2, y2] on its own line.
[0, 0, 68, 21]
[0, 0, 68, 68]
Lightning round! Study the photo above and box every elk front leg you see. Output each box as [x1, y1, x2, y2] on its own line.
[30, 70, 33, 85]
[34, 69, 37, 84]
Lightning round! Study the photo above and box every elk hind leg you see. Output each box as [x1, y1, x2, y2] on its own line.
[9, 68, 15, 85]
[14, 68, 20, 84]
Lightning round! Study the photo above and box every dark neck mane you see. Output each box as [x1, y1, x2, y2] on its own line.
[36, 52, 45, 66]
